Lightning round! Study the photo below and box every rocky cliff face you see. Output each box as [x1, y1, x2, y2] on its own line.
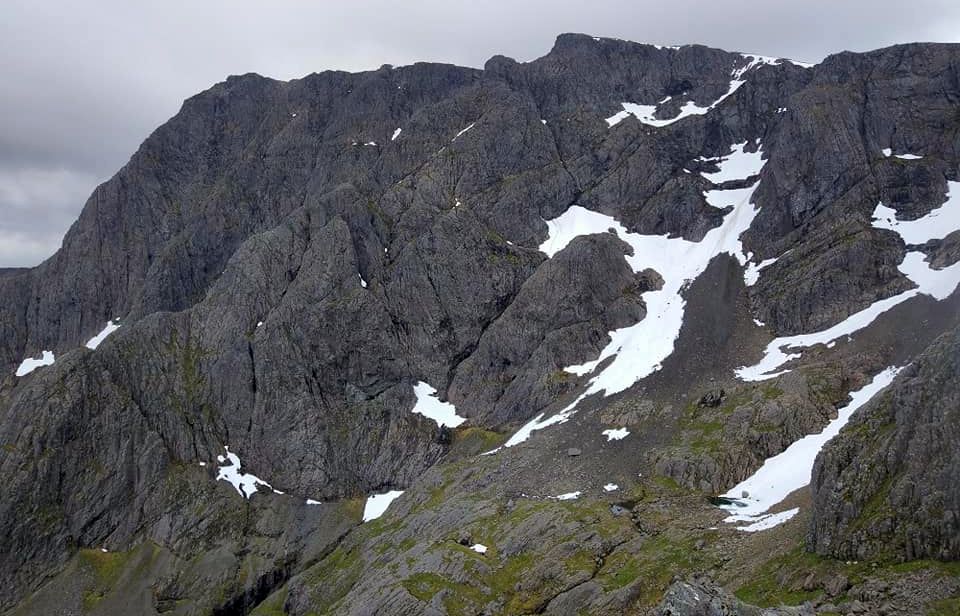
[2, 34, 960, 615]
[810, 324, 960, 561]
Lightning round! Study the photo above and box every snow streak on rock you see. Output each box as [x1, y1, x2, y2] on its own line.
[453, 122, 475, 140]
[882, 148, 922, 160]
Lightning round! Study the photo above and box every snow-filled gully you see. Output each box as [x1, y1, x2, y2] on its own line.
[718, 366, 903, 531]
[488, 141, 768, 451]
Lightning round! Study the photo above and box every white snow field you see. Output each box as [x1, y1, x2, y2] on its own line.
[363, 490, 405, 522]
[718, 367, 902, 530]
[411, 381, 467, 428]
[738, 181, 960, 381]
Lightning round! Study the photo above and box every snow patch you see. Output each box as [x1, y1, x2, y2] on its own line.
[603, 483, 619, 492]
[471, 543, 488, 554]
[555, 491, 581, 501]
[411, 381, 467, 428]
[85, 320, 120, 350]
[363, 490, 404, 522]
[15, 351, 55, 377]
[391, 127, 402, 141]
[602, 427, 630, 441]
[306, 499, 322, 505]
[719, 367, 901, 530]
[358, 273, 368, 288]
[216, 446, 274, 499]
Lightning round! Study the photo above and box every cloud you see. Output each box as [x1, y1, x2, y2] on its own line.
[0, 166, 101, 267]
[1, 0, 959, 266]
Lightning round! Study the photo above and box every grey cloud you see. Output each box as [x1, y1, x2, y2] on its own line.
[2, 0, 959, 266]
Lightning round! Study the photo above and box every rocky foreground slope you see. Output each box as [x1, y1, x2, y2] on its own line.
[1, 34, 960, 615]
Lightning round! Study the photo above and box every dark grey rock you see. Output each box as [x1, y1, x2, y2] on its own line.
[810, 324, 960, 562]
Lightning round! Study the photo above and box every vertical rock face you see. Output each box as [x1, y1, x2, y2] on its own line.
[1, 33, 960, 613]
[810, 324, 960, 561]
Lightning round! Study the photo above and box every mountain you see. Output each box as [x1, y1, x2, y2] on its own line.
[2, 33, 960, 615]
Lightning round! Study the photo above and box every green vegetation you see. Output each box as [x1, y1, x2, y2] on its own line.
[928, 597, 960, 615]
[78, 548, 135, 610]
[301, 545, 364, 612]
[250, 585, 289, 616]
[596, 534, 707, 606]
[735, 545, 960, 608]
[400, 571, 487, 615]
[597, 550, 641, 590]
[449, 427, 507, 456]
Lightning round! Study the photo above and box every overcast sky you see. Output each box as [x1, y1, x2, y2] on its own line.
[2, 1, 959, 267]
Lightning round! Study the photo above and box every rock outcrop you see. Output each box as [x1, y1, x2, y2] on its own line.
[810, 324, 960, 561]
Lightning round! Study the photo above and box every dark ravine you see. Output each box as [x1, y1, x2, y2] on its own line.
[2, 33, 960, 614]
